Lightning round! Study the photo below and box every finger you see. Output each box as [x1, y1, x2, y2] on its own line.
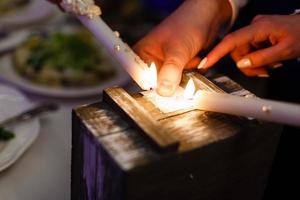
[240, 67, 269, 77]
[133, 41, 164, 69]
[202, 24, 267, 69]
[236, 43, 288, 69]
[157, 46, 190, 96]
[133, 40, 164, 62]
[185, 57, 201, 69]
[252, 15, 267, 23]
[230, 44, 251, 62]
[269, 62, 283, 69]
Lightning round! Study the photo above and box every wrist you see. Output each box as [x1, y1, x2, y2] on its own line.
[188, 0, 232, 32]
[215, 0, 233, 25]
[211, 0, 233, 32]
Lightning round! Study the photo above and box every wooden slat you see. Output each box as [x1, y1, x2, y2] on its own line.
[103, 87, 179, 151]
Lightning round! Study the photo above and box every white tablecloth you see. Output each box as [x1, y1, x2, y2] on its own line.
[0, 82, 137, 200]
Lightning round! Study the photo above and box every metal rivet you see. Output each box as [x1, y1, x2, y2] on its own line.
[262, 105, 272, 113]
[114, 31, 120, 37]
[114, 45, 121, 51]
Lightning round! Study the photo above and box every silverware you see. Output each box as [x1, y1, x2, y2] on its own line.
[0, 102, 59, 128]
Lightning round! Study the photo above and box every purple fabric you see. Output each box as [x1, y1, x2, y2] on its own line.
[84, 134, 102, 200]
[83, 133, 123, 200]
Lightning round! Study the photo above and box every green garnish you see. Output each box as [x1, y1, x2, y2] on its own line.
[26, 32, 103, 72]
[0, 127, 15, 141]
[14, 30, 116, 87]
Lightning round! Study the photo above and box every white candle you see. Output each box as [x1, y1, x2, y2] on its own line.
[194, 90, 300, 127]
[60, 0, 152, 90]
[77, 16, 151, 90]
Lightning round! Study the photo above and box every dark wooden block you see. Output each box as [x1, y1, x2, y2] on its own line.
[72, 72, 282, 200]
[102, 87, 179, 151]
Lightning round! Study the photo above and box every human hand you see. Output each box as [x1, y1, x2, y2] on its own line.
[202, 15, 300, 77]
[134, 0, 232, 96]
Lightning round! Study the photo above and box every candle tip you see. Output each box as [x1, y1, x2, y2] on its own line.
[184, 78, 196, 99]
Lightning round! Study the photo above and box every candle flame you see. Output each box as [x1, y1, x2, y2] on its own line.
[184, 78, 196, 99]
[148, 62, 157, 89]
[194, 90, 202, 98]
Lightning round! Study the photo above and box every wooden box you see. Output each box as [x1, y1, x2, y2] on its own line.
[72, 72, 282, 200]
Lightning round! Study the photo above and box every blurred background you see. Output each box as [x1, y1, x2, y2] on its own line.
[0, 0, 299, 200]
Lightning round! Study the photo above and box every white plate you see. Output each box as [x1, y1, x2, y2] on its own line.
[0, 24, 131, 98]
[0, 30, 31, 54]
[0, 53, 131, 98]
[0, 0, 55, 30]
[0, 85, 40, 172]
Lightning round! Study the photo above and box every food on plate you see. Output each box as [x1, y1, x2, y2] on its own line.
[0, 127, 15, 141]
[13, 31, 116, 87]
[0, 0, 30, 14]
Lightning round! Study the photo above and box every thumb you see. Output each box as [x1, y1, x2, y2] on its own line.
[157, 46, 190, 96]
[236, 43, 287, 69]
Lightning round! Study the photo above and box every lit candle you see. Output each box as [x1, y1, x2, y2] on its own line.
[141, 64, 196, 113]
[183, 80, 300, 127]
[183, 78, 196, 99]
[148, 62, 158, 89]
[60, 0, 153, 90]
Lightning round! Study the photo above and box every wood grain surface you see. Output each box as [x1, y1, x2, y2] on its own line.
[103, 87, 179, 151]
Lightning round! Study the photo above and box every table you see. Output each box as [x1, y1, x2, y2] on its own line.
[0, 81, 138, 200]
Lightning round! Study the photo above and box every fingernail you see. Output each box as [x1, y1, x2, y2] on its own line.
[157, 80, 176, 96]
[197, 57, 208, 69]
[257, 74, 270, 78]
[272, 63, 283, 69]
[237, 58, 252, 68]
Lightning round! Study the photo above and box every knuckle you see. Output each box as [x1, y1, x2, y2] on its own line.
[223, 34, 238, 49]
[223, 34, 235, 44]
[255, 14, 264, 18]
[258, 16, 275, 27]
[253, 15, 266, 22]
[285, 47, 295, 57]
[281, 44, 294, 57]
[163, 59, 184, 71]
[164, 53, 186, 69]
[164, 58, 180, 66]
